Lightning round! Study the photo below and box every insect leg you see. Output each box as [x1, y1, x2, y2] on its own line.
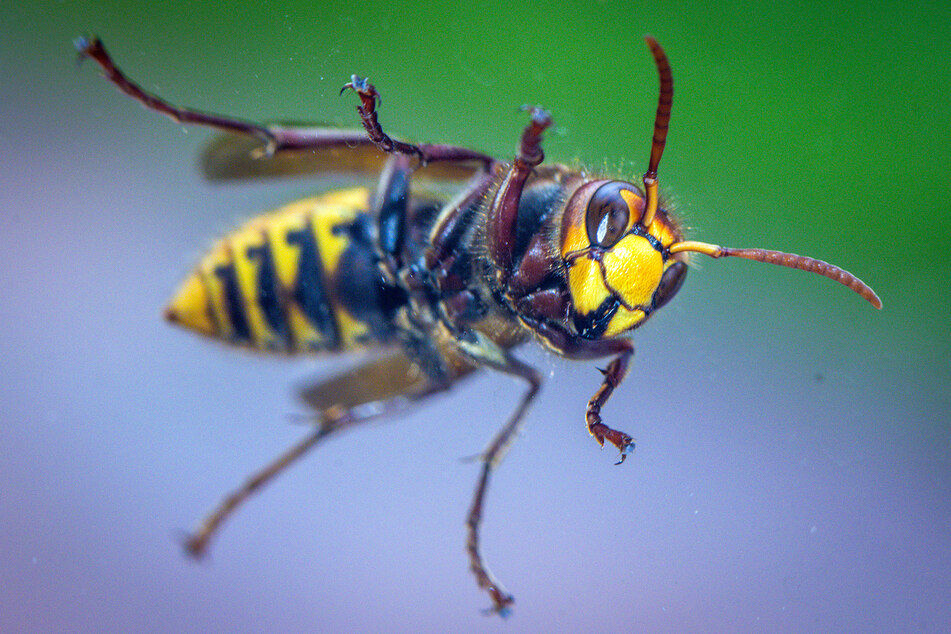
[585, 343, 637, 464]
[76, 36, 374, 155]
[341, 75, 498, 168]
[184, 353, 461, 558]
[485, 107, 553, 278]
[373, 155, 413, 281]
[485, 316, 637, 465]
[456, 331, 541, 615]
[77, 36, 500, 176]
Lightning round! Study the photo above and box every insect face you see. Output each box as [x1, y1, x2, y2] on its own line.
[561, 179, 687, 339]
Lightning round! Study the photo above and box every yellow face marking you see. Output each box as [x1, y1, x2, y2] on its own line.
[567, 256, 611, 317]
[647, 216, 679, 249]
[564, 188, 661, 330]
[559, 180, 688, 338]
[602, 234, 664, 309]
[604, 306, 646, 338]
[561, 216, 590, 256]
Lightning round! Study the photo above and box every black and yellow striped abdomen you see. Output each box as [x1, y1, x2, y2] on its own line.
[165, 187, 401, 353]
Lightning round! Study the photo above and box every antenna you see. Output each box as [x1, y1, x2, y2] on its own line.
[669, 241, 883, 308]
[641, 35, 673, 228]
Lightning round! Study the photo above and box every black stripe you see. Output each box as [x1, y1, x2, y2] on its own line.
[246, 238, 289, 349]
[213, 260, 252, 343]
[573, 297, 620, 340]
[286, 218, 340, 349]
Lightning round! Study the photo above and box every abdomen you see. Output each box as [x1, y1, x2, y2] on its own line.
[164, 187, 403, 353]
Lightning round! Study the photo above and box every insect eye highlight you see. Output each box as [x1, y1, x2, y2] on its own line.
[585, 182, 632, 248]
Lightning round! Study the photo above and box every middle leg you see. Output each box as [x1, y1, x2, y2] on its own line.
[455, 331, 542, 615]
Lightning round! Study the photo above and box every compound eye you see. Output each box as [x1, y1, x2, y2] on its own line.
[653, 261, 687, 310]
[585, 182, 631, 248]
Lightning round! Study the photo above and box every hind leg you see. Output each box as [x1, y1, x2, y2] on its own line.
[185, 353, 462, 557]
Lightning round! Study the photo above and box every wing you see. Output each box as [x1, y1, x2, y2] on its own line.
[297, 351, 479, 414]
[202, 130, 485, 189]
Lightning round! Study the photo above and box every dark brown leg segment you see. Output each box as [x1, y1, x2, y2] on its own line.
[78, 37, 500, 175]
[585, 344, 637, 464]
[76, 37, 379, 155]
[185, 355, 457, 558]
[485, 107, 552, 277]
[456, 335, 541, 616]
[76, 37, 396, 156]
[185, 426, 330, 557]
[76, 36, 277, 147]
[341, 75, 497, 168]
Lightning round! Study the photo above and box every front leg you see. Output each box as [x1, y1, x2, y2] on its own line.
[485, 107, 553, 278]
[586, 343, 637, 464]
[341, 76, 497, 168]
[511, 316, 637, 464]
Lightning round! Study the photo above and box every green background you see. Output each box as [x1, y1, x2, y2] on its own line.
[2, 1, 948, 631]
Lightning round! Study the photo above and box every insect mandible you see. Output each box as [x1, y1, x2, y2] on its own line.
[76, 34, 881, 615]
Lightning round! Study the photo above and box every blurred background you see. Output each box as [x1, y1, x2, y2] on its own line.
[2, 1, 948, 631]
